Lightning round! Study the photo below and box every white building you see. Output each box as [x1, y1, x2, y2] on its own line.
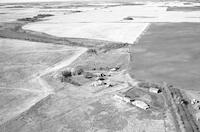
[113, 94, 130, 103]
[91, 80, 105, 87]
[131, 100, 150, 110]
[191, 99, 199, 105]
[149, 87, 160, 93]
[196, 112, 200, 121]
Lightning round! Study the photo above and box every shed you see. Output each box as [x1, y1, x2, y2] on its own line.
[131, 100, 149, 110]
[191, 99, 199, 105]
[123, 17, 134, 20]
[91, 80, 105, 87]
[149, 87, 161, 93]
[95, 77, 105, 81]
[196, 112, 200, 121]
[95, 73, 106, 77]
[113, 94, 130, 103]
[105, 80, 115, 87]
[110, 66, 120, 71]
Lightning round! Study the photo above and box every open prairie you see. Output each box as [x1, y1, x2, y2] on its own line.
[0, 38, 86, 125]
[1, 1, 200, 132]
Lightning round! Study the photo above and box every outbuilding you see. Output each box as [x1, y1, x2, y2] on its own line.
[91, 80, 105, 87]
[149, 87, 161, 93]
[131, 100, 150, 110]
[95, 73, 106, 77]
[113, 94, 131, 103]
[95, 77, 105, 81]
[196, 112, 200, 121]
[110, 66, 120, 71]
[191, 99, 199, 105]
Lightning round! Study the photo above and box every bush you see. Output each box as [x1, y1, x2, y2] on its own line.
[123, 17, 134, 20]
[61, 77, 81, 86]
[74, 67, 84, 75]
[62, 70, 72, 78]
[87, 48, 97, 55]
[17, 14, 54, 22]
[36, 14, 54, 18]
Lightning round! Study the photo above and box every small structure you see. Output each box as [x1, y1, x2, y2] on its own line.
[110, 66, 120, 72]
[70, 68, 76, 75]
[105, 83, 113, 88]
[194, 104, 200, 110]
[91, 80, 105, 87]
[131, 100, 150, 110]
[62, 67, 77, 76]
[95, 73, 106, 77]
[95, 77, 105, 81]
[149, 87, 161, 93]
[105, 80, 115, 87]
[191, 99, 199, 105]
[113, 94, 130, 103]
[123, 17, 134, 20]
[196, 112, 200, 121]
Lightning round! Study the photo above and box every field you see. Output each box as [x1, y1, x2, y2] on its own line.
[22, 1, 200, 44]
[0, 38, 86, 125]
[129, 23, 200, 91]
[1, 1, 200, 132]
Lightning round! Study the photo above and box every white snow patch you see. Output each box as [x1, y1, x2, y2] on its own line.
[24, 23, 149, 44]
[23, 3, 200, 43]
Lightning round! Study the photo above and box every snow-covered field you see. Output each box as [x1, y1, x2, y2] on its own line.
[22, 2, 200, 43]
[23, 22, 149, 43]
